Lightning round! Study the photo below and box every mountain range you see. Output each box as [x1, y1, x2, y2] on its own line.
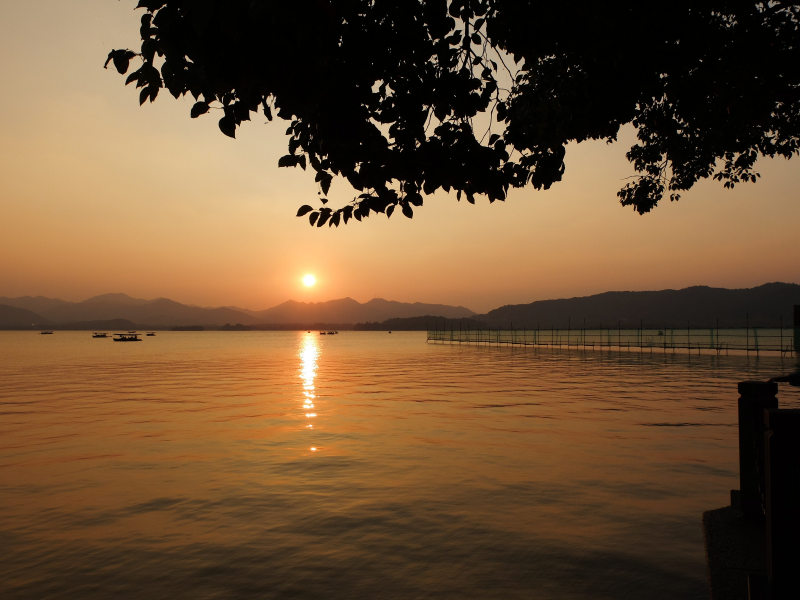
[0, 293, 474, 328]
[1, 283, 798, 329]
[474, 282, 800, 329]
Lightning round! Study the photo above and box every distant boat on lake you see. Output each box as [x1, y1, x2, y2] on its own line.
[113, 333, 141, 342]
[92, 332, 108, 338]
[40, 331, 53, 335]
[146, 332, 155, 336]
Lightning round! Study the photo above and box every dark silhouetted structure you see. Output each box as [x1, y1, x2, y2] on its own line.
[703, 381, 800, 600]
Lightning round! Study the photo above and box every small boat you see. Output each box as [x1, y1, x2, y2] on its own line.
[40, 330, 54, 335]
[92, 332, 108, 338]
[146, 332, 156, 336]
[113, 333, 142, 342]
[320, 332, 327, 335]
[327, 331, 335, 335]
[128, 330, 137, 334]
[388, 331, 392, 334]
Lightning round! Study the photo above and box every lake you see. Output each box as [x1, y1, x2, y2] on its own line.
[1, 331, 798, 599]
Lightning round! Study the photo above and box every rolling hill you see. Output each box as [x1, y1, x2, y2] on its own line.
[0, 294, 474, 327]
[475, 282, 800, 329]
[0, 304, 52, 329]
[2, 284, 797, 330]
[245, 297, 475, 324]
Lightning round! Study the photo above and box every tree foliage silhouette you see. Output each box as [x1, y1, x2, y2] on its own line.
[107, 1, 800, 226]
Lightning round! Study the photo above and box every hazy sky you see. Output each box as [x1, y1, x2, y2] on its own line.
[1, 1, 799, 313]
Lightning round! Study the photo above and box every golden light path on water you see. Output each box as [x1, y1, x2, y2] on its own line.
[299, 334, 319, 444]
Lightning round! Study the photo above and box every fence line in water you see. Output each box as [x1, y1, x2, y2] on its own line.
[426, 325, 797, 356]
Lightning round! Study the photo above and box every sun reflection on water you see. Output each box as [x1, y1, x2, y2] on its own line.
[299, 333, 319, 449]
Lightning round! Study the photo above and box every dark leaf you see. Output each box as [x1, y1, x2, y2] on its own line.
[142, 39, 158, 63]
[191, 101, 210, 118]
[125, 68, 142, 86]
[105, 49, 137, 75]
[407, 192, 423, 206]
[402, 203, 413, 218]
[320, 173, 332, 195]
[218, 115, 236, 138]
[296, 205, 314, 217]
[309, 212, 319, 226]
[386, 205, 395, 218]
[278, 155, 297, 168]
[136, 1, 167, 9]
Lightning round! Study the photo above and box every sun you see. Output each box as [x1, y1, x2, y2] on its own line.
[303, 274, 316, 287]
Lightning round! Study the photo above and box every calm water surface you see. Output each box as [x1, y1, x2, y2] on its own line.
[1, 331, 798, 599]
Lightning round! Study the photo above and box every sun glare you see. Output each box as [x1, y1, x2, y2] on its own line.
[303, 274, 316, 287]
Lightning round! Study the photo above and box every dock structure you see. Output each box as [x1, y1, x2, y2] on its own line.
[703, 382, 800, 600]
[427, 322, 796, 356]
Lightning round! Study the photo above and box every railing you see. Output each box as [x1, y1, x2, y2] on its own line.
[427, 326, 796, 356]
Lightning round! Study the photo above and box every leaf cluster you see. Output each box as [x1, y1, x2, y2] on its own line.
[108, 1, 800, 224]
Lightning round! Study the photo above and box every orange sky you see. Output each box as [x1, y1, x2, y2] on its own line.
[1, 0, 799, 313]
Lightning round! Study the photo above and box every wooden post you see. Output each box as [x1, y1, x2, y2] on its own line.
[737, 381, 778, 518]
[764, 408, 800, 597]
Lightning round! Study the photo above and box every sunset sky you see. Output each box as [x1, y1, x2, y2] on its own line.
[2, 0, 799, 313]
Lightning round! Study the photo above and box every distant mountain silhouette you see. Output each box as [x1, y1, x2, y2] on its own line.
[2, 284, 796, 330]
[247, 297, 475, 324]
[0, 294, 473, 327]
[0, 295, 71, 315]
[0, 304, 52, 328]
[81, 293, 155, 305]
[354, 316, 488, 331]
[475, 283, 800, 329]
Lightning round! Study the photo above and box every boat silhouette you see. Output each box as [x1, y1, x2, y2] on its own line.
[113, 333, 142, 342]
